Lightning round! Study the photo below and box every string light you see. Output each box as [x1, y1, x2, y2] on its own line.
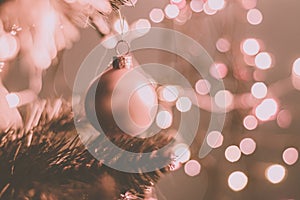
[243, 115, 258, 130]
[0, 33, 19, 61]
[190, 0, 204, 13]
[265, 164, 286, 184]
[176, 97, 192, 112]
[203, 2, 217, 15]
[207, 0, 225, 11]
[242, 38, 260, 56]
[255, 98, 278, 121]
[0, 62, 4, 73]
[247, 8, 263, 25]
[5, 93, 20, 108]
[239, 138, 256, 155]
[161, 85, 179, 102]
[171, 0, 187, 9]
[210, 63, 228, 79]
[255, 52, 272, 70]
[216, 38, 231, 53]
[156, 110, 173, 129]
[165, 4, 180, 19]
[113, 18, 129, 34]
[282, 147, 298, 166]
[276, 110, 292, 128]
[228, 171, 248, 192]
[184, 160, 201, 176]
[251, 82, 268, 99]
[149, 8, 165, 23]
[214, 90, 233, 109]
[134, 19, 151, 35]
[292, 58, 300, 76]
[195, 79, 211, 95]
[225, 145, 241, 163]
[206, 131, 223, 148]
[173, 143, 191, 163]
[241, 0, 257, 10]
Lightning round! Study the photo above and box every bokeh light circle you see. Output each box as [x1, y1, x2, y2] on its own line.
[247, 8, 263, 25]
[225, 145, 242, 163]
[216, 38, 231, 53]
[184, 160, 201, 176]
[156, 110, 173, 129]
[239, 138, 256, 155]
[176, 97, 192, 112]
[282, 147, 298, 166]
[243, 115, 258, 130]
[195, 79, 211, 95]
[242, 38, 260, 56]
[150, 8, 165, 23]
[265, 164, 286, 184]
[214, 90, 233, 109]
[206, 131, 223, 148]
[255, 52, 272, 70]
[190, 0, 204, 13]
[255, 98, 278, 121]
[228, 171, 248, 192]
[251, 82, 268, 99]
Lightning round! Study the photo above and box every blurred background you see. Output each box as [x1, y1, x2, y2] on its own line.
[1, 0, 300, 199]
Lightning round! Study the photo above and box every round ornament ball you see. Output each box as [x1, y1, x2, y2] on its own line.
[85, 55, 158, 137]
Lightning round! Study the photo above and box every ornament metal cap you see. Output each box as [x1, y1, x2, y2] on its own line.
[112, 55, 133, 69]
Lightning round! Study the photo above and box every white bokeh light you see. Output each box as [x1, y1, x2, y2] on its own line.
[184, 160, 201, 177]
[247, 8, 263, 25]
[134, 19, 151, 35]
[251, 82, 268, 99]
[174, 143, 191, 163]
[210, 63, 228, 79]
[255, 98, 278, 121]
[113, 19, 129, 34]
[255, 52, 272, 70]
[283, 147, 298, 166]
[239, 138, 256, 155]
[214, 90, 233, 109]
[5, 93, 20, 108]
[176, 97, 192, 112]
[206, 131, 224, 148]
[242, 0, 257, 10]
[277, 109, 292, 128]
[225, 145, 242, 163]
[156, 110, 173, 129]
[190, 0, 204, 13]
[165, 4, 180, 19]
[242, 38, 260, 56]
[203, 2, 217, 15]
[207, 0, 225, 10]
[228, 171, 248, 192]
[162, 85, 179, 102]
[216, 38, 231, 53]
[292, 58, 300, 76]
[0, 34, 19, 61]
[243, 115, 258, 130]
[195, 79, 211, 95]
[171, 0, 187, 9]
[265, 164, 286, 184]
[149, 8, 165, 23]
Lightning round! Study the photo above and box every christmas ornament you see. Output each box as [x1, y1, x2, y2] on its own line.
[85, 49, 158, 137]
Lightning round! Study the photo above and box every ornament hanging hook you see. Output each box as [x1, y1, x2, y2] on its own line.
[115, 9, 130, 56]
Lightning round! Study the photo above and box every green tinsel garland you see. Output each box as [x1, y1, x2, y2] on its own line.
[0, 105, 173, 200]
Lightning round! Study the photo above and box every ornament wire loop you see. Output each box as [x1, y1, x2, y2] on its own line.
[115, 39, 130, 56]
